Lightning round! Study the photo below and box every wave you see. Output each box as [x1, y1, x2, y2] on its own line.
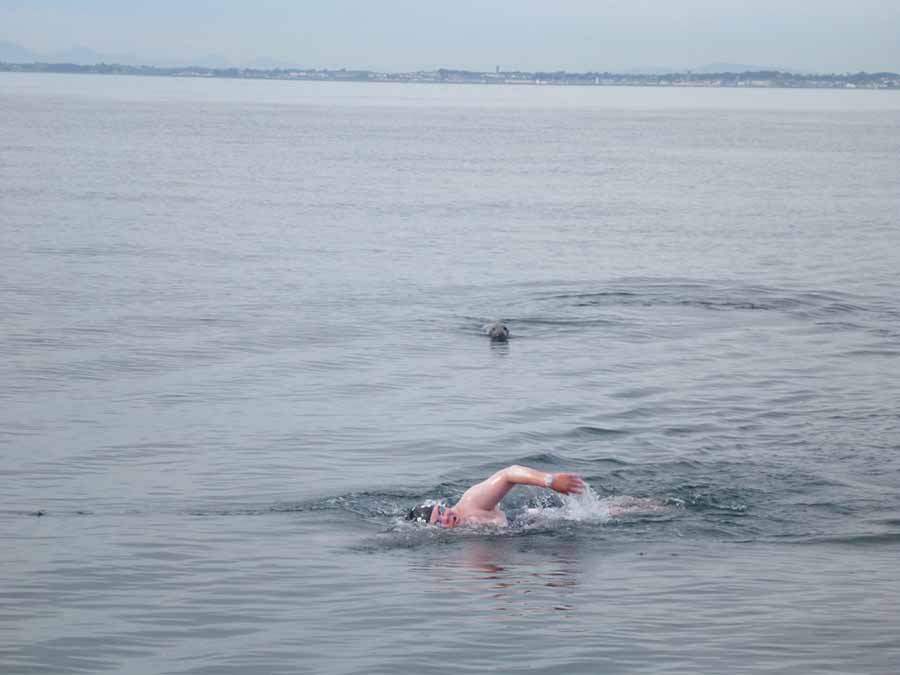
[795, 531, 900, 547]
[471, 279, 899, 338]
[15, 454, 897, 552]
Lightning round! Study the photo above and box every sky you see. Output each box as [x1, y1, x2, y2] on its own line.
[1, 0, 899, 72]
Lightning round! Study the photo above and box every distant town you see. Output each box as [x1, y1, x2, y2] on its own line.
[2, 61, 899, 89]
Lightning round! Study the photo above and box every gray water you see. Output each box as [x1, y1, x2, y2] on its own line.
[2, 73, 900, 674]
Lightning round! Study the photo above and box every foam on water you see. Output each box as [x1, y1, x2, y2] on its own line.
[523, 485, 669, 526]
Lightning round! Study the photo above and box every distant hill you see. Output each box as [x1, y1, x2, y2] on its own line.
[0, 40, 38, 62]
[178, 54, 233, 68]
[0, 41, 235, 69]
[623, 66, 679, 75]
[52, 46, 138, 65]
[694, 62, 789, 74]
[247, 57, 306, 70]
[0, 41, 139, 65]
[0, 43, 876, 80]
[623, 62, 795, 75]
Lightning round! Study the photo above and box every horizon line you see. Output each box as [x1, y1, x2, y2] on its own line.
[3, 60, 900, 78]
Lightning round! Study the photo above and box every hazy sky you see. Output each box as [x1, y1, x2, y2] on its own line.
[2, 0, 899, 72]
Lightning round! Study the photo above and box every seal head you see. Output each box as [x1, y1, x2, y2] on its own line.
[486, 321, 510, 342]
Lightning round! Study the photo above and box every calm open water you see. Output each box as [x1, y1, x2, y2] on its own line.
[2, 73, 900, 674]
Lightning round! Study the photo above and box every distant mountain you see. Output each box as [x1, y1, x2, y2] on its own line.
[0, 40, 39, 62]
[248, 57, 302, 70]
[53, 46, 146, 66]
[694, 62, 788, 74]
[180, 54, 233, 68]
[622, 63, 794, 75]
[3, 42, 815, 77]
[0, 41, 214, 68]
[622, 66, 680, 75]
[54, 49, 238, 69]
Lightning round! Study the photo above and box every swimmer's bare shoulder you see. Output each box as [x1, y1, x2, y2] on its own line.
[459, 509, 508, 527]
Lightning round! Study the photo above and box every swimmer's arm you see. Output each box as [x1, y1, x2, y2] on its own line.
[457, 465, 586, 511]
[504, 465, 586, 495]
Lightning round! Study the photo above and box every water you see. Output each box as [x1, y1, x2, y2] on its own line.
[2, 73, 900, 674]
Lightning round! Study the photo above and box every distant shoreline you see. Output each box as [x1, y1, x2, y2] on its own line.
[2, 61, 898, 90]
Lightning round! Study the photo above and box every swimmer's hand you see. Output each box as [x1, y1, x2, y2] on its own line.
[550, 473, 586, 495]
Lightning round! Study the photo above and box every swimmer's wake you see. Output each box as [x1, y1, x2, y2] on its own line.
[524, 487, 668, 525]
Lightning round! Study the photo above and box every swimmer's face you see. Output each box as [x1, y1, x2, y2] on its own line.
[430, 505, 461, 528]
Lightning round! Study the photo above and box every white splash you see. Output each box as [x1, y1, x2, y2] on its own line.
[524, 485, 667, 524]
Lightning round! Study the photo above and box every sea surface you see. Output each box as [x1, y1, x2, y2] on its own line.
[2, 73, 900, 674]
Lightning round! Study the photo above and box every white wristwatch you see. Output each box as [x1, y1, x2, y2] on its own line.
[544, 473, 554, 488]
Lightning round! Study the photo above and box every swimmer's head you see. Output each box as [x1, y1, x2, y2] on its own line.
[406, 503, 436, 524]
[406, 502, 461, 528]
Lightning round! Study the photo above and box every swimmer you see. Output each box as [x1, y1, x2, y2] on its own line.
[407, 465, 585, 528]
